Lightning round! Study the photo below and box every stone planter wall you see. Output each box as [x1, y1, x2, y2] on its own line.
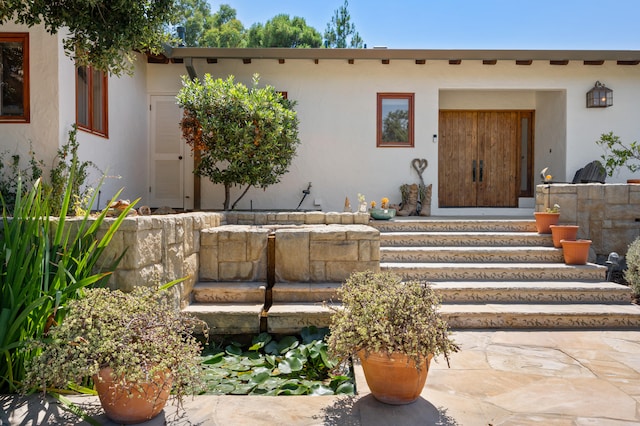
[82, 211, 373, 306]
[200, 224, 380, 283]
[95, 212, 224, 306]
[535, 183, 640, 257]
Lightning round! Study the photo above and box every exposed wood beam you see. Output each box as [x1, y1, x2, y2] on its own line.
[516, 60, 532, 65]
[242, 58, 251, 64]
[482, 59, 497, 65]
[278, 58, 285, 64]
[206, 58, 217, 64]
[381, 59, 390, 64]
[584, 60, 604, 65]
[617, 60, 640, 65]
[550, 60, 569, 65]
[415, 59, 426, 65]
[348, 59, 354, 64]
[449, 59, 461, 65]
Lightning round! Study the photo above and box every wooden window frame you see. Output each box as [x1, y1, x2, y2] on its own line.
[0, 33, 30, 123]
[376, 93, 414, 148]
[76, 65, 108, 137]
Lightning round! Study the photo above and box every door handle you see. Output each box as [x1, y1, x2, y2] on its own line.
[479, 160, 484, 182]
[472, 160, 476, 182]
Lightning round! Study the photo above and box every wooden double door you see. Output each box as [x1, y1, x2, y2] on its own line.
[438, 110, 534, 208]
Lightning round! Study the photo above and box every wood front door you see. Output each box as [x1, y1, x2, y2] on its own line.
[438, 110, 533, 208]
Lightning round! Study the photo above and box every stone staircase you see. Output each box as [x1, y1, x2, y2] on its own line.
[376, 218, 638, 329]
[184, 218, 640, 334]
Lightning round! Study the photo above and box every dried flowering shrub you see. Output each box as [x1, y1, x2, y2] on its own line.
[24, 287, 206, 404]
[327, 271, 458, 370]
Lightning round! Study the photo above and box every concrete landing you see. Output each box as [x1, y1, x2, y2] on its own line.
[3, 330, 639, 425]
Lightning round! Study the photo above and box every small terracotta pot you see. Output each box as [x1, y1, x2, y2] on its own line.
[627, 179, 640, 184]
[533, 212, 560, 234]
[94, 367, 172, 424]
[561, 239, 592, 265]
[358, 350, 433, 405]
[550, 225, 579, 248]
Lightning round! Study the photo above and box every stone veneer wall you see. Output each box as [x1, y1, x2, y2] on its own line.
[535, 183, 640, 257]
[83, 211, 372, 306]
[200, 224, 380, 283]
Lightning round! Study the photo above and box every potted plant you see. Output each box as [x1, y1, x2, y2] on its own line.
[369, 197, 396, 220]
[24, 285, 206, 424]
[549, 224, 579, 248]
[327, 271, 459, 405]
[534, 203, 560, 234]
[561, 239, 592, 265]
[596, 132, 640, 182]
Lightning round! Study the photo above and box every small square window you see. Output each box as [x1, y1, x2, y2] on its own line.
[0, 33, 29, 123]
[377, 93, 414, 147]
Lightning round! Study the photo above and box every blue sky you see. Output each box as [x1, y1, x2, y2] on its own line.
[207, 0, 639, 49]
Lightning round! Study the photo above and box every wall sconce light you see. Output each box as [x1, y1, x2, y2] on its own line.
[586, 81, 613, 108]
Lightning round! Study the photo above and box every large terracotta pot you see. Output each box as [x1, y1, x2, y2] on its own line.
[94, 367, 172, 424]
[534, 212, 560, 234]
[549, 225, 579, 248]
[561, 239, 592, 265]
[358, 350, 433, 405]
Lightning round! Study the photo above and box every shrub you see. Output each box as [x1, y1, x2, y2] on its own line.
[625, 237, 640, 297]
[0, 163, 135, 393]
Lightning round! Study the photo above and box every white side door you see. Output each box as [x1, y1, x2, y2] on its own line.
[148, 95, 193, 209]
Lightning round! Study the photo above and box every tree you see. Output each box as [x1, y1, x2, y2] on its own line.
[177, 74, 300, 210]
[0, 0, 175, 76]
[324, 0, 364, 48]
[248, 14, 322, 48]
[172, 0, 212, 46]
[382, 110, 409, 143]
[200, 4, 247, 47]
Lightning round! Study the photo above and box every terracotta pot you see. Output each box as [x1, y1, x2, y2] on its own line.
[533, 212, 560, 234]
[549, 225, 579, 248]
[627, 179, 640, 184]
[94, 367, 172, 424]
[358, 350, 433, 405]
[561, 239, 592, 265]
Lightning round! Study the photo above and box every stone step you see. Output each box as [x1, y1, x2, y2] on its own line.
[432, 281, 633, 304]
[439, 303, 640, 329]
[371, 218, 538, 233]
[183, 303, 264, 335]
[381, 246, 563, 263]
[192, 281, 266, 304]
[381, 231, 553, 247]
[272, 282, 341, 303]
[263, 301, 640, 334]
[381, 262, 607, 281]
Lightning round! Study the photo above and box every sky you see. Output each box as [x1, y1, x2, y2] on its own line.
[207, 0, 639, 50]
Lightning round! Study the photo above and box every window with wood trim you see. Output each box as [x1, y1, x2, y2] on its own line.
[0, 33, 29, 123]
[377, 93, 414, 147]
[76, 65, 108, 137]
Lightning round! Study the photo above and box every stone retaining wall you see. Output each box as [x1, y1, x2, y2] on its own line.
[536, 183, 640, 257]
[83, 211, 372, 306]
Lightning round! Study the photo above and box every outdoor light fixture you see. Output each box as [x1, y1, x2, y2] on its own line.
[586, 81, 613, 108]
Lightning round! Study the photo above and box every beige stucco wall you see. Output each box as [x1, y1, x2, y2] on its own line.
[0, 24, 60, 173]
[146, 58, 640, 214]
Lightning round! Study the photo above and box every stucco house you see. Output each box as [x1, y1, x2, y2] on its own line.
[2, 23, 640, 215]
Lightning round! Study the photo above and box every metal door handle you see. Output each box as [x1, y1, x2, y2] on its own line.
[472, 160, 476, 182]
[479, 160, 484, 182]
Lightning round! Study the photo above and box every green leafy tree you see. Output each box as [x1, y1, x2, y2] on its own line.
[177, 74, 300, 210]
[0, 0, 176, 75]
[324, 0, 364, 48]
[200, 4, 247, 47]
[172, 0, 212, 46]
[248, 14, 322, 48]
